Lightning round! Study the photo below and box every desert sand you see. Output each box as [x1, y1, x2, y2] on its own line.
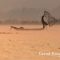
[0, 25, 60, 60]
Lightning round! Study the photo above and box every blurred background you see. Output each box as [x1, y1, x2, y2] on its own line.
[0, 0, 60, 25]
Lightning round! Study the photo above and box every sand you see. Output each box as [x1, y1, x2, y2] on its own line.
[0, 25, 60, 60]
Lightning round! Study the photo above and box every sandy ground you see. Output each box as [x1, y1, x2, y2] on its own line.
[0, 25, 60, 60]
